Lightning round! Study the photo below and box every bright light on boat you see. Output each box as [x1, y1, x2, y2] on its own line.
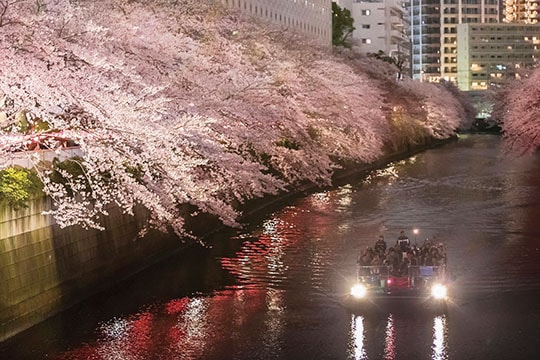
[431, 283, 447, 300]
[351, 284, 367, 299]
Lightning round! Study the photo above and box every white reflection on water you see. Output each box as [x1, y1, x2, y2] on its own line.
[337, 185, 353, 209]
[432, 315, 448, 360]
[384, 313, 396, 360]
[310, 191, 331, 209]
[350, 314, 367, 360]
[97, 317, 132, 360]
[349, 313, 398, 360]
[264, 289, 285, 353]
[263, 218, 279, 235]
[100, 317, 131, 339]
[183, 298, 209, 343]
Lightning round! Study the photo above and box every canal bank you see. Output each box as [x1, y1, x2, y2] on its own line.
[0, 199, 181, 342]
[0, 135, 456, 343]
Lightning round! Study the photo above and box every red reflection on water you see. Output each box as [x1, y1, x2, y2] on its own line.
[165, 297, 190, 315]
[162, 289, 276, 358]
[54, 191, 348, 360]
[219, 211, 302, 287]
[219, 191, 347, 290]
[55, 288, 278, 360]
[56, 344, 99, 360]
[57, 312, 154, 360]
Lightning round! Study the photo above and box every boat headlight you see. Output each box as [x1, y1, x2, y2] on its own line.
[431, 283, 448, 300]
[350, 284, 367, 299]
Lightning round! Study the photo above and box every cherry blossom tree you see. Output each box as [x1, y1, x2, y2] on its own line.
[0, 0, 473, 238]
[491, 67, 540, 155]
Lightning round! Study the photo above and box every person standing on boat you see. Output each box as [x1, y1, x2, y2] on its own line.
[396, 230, 410, 260]
[374, 235, 387, 255]
[384, 247, 400, 275]
[357, 246, 374, 266]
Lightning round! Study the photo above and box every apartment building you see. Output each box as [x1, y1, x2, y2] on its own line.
[219, 0, 332, 46]
[336, 0, 411, 75]
[351, 1, 410, 56]
[457, 23, 540, 90]
[410, 0, 500, 82]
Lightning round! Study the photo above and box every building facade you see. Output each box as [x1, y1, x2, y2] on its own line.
[337, 0, 411, 75]
[351, 0, 410, 56]
[457, 23, 540, 90]
[409, 0, 442, 81]
[219, 0, 332, 46]
[409, 0, 500, 82]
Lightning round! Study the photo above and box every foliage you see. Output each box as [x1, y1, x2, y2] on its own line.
[332, 2, 355, 48]
[0, 0, 470, 237]
[275, 137, 300, 150]
[307, 125, 320, 141]
[48, 157, 89, 195]
[0, 167, 42, 209]
[369, 50, 395, 65]
[368, 50, 407, 80]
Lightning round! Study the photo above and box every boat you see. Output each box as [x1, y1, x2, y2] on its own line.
[346, 238, 449, 312]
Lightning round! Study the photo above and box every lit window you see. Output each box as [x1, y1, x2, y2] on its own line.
[361, 10, 371, 15]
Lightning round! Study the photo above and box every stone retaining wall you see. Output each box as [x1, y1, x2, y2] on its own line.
[0, 197, 180, 342]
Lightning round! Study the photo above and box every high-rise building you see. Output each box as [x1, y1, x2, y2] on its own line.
[409, 0, 441, 82]
[409, 0, 500, 83]
[218, 0, 332, 46]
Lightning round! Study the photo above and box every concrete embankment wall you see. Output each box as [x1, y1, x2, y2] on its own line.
[0, 198, 180, 342]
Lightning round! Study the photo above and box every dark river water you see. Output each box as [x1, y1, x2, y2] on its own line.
[1, 134, 540, 360]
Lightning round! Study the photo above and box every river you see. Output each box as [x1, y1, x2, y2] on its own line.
[1, 134, 539, 359]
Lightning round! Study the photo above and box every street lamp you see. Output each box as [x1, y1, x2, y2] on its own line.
[413, 228, 419, 244]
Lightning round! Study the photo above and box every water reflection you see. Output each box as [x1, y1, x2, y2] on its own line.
[181, 298, 210, 351]
[432, 315, 448, 360]
[310, 191, 332, 209]
[58, 312, 156, 360]
[348, 314, 365, 359]
[384, 313, 396, 360]
[349, 313, 448, 360]
[263, 289, 285, 354]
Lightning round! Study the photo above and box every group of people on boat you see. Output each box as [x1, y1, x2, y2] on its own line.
[357, 230, 447, 276]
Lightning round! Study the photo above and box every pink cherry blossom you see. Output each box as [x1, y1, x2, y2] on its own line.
[493, 68, 540, 155]
[0, 0, 472, 237]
